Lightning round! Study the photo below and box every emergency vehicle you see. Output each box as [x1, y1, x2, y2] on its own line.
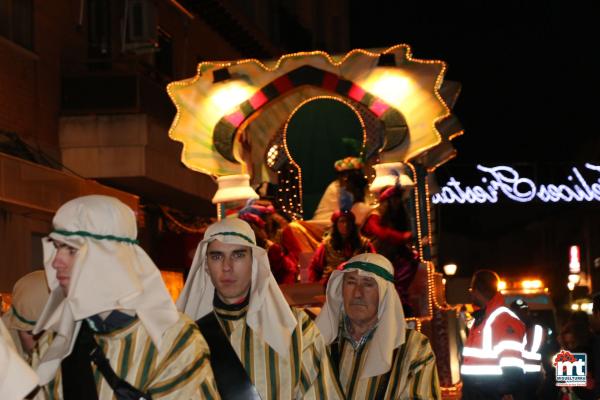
[499, 278, 558, 338]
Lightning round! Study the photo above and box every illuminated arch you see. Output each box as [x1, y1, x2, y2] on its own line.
[212, 65, 408, 163]
[280, 95, 367, 216]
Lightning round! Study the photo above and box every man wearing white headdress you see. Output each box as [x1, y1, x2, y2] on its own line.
[1, 319, 39, 400]
[316, 253, 441, 399]
[2, 270, 50, 361]
[177, 218, 343, 399]
[31, 195, 219, 400]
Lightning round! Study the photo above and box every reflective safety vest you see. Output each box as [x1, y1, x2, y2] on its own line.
[461, 293, 526, 376]
[521, 324, 544, 373]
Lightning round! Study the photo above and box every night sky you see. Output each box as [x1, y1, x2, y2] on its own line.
[348, 1, 598, 281]
[349, 1, 596, 164]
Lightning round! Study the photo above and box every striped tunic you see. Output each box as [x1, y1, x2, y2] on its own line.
[34, 314, 220, 399]
[213, 302, 344, 400]
[332, 329, 441, 400]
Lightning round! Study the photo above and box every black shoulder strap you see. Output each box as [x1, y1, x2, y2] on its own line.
[197, 312, 262, 400]
[62, 322, 152, 400]
[90, 343, 152, 400]
[61, 323, 99, 400]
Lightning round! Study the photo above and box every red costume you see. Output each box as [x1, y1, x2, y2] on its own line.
[361, 210, 419, 314]
[238, 202, 300, 284]
[267, 229, 299, 284]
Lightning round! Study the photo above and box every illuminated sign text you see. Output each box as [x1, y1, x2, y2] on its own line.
[432, 164, 600, 204]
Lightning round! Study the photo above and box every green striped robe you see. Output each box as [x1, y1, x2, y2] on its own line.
[35, 314, 220, 399]
[332, 329, 441, 400]
[213, 303, 344, 400]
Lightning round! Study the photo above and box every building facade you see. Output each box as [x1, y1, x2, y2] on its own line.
[1, 0, 349, 294]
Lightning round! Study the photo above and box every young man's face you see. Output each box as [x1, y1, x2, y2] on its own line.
[342, 271, 379, 326]
[206, 240, 253, 304]
[50, 239, 78, 294]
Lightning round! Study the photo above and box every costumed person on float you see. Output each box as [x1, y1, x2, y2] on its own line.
[2, 270, 50, 362]
[31, 195, 219, 399]
[316, 253, 441, 399]
[308, 202, 374, 286]
[177, 218, 344, 399]
[238, 200, 300, 284]
[361, 164, 420, 316]
[312, 155, 372, 227]
[284, 153, 374, 274]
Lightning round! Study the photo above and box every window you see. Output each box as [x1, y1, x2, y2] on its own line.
[0, 0, 33, 50]
[87, 0, 111, 60]
[154, 27, 172, 77]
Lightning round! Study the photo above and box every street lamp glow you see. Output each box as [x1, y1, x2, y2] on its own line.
[521, 279, 543, 290]
[568, 274, 581, 284]
[567, 281, 576, 291]
[443, 263, 458, 276]
[569, 245, 581, 274]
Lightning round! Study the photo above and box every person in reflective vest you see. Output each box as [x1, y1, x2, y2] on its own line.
[461, 270, 527, 399]
[510, 298, 545, 396]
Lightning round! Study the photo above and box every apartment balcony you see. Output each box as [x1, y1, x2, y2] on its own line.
[0, 151, 138, 217]
[61, 60, 175, 127]
[59, 113, 216, 215]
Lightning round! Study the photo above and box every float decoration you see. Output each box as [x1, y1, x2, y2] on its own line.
[167, 43, 464, 395]
[167, 44, 462, 190]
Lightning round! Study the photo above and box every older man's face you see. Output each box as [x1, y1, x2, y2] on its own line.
[342, 271, 379, 326]
[206, 240, 253, 304]
[50, 239, 78, 294]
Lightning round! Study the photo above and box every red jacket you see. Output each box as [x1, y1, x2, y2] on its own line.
[461, 292, 526, 376]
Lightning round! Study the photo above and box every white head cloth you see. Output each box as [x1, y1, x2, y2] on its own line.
[177, 218, 297, 357]
[2, 270, 50, 358]
[1, 319, 39, 400]
[33, 195, 179, 384]
[316, 253, 406, 378]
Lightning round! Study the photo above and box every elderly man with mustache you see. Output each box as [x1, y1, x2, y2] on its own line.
[316, 253, 441, 399]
